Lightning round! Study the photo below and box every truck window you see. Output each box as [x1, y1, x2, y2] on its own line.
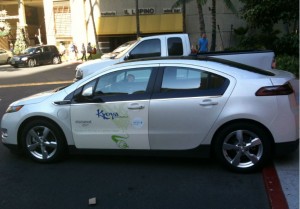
[167, 37, 183, 56]
[129, 39, 161, 59]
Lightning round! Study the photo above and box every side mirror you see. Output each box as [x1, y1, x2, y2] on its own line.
[124, 53, 130, 61]
[82, 86, 93, 97]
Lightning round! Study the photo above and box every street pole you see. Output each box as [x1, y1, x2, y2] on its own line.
[136, 0, 140, 39]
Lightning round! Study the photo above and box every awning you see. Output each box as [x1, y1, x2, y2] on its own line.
[97, 14, 183, 35]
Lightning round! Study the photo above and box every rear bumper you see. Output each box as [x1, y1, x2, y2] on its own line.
[274, 139, 299, 156]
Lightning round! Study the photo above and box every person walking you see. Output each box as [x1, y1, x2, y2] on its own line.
[198, 33, 208, 53]
[87, 42, 93, 60]
[81, 43, 87, 61]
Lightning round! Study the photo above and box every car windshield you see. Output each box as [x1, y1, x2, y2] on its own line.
[112, 41, 136, 54]
[114, 40, 138, 59]
[22, 47, 37, 54]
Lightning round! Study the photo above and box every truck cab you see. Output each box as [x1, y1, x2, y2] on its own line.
[75, 34, 191, 80]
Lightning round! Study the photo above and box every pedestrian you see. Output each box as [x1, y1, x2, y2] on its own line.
[198, 33, 208, 53]
[59, 42, 66, 62]
[87, 42, 93, 60]
[68, 43, 77, 61]
[81, 43, 87, 61]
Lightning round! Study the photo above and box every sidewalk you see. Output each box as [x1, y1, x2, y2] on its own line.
[275, 149, 299, 209]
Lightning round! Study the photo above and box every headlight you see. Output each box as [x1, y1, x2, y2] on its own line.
[6, 105, 24, 113]
[21, 57, 28, 61]
[75, 68, 83, 79]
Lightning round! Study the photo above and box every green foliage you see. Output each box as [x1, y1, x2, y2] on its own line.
[276, 55, 299, 78]
[13, 27, 27, 55]
[240, 0, 299, 31]
[274, 33, 299, 56]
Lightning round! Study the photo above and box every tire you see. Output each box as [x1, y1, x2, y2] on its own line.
[7, 57, 11, 64]
[213, 122, 272, 173]
[20, 119, 67, 163]
[52, 56, 60, 64]
[27, 59, 36, 67]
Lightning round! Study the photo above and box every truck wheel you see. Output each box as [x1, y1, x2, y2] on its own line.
[20, 119, 67, 163]
[213, 122, 272, 173]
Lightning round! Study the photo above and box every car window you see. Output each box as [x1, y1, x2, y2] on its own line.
[167, 37, 183, 56]
[43, 46, 50, 52]
[95, 67, 152, 96]
[0, 49, 5, 54]
[129, 39, 161, 59]
[160, 66, 229, 95]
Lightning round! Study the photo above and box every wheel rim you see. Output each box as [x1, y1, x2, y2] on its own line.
[53, 57, 59, 64]
[25, 126, 58, 160]
[28, 59, 35, 67]
[222, 130, 263, 168]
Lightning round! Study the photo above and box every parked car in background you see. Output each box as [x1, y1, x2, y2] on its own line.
[0, 48, 13, 64]
[1, 56, 298, 173]
[10, 45, 61, 68]
[101, 41, 136, 59]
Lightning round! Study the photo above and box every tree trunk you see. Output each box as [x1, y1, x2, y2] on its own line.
[196, 0, 206, 34]
[210, 0, 216, 51]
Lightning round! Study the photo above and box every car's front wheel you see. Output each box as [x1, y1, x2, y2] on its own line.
[27, 59, 36, 67]
[20, 119, 67, 163]
[214, 122, 272, 173]
[52, 56, 60, 64]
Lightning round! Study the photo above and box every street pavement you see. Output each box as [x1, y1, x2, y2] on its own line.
[0, 62, 299, 209]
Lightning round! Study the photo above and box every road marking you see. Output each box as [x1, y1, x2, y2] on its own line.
[0, 80, 73, 88]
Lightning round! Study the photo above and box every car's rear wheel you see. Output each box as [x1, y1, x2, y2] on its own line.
[20, 119, 67, 163]
[214, 122, 272, 173]
[52, 56, 60, 64]
[27, 59, 36, 67]
[6, 57, 11, 64]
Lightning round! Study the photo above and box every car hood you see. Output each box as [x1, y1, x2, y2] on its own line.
[10, 90, 57, 106]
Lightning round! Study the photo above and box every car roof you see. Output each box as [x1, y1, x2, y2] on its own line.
[120, 56, 275, 76]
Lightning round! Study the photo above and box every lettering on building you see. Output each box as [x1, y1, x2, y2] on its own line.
[124, 8, 155, 15]
[163, 8, 181, 14]
[101, 11, 117, 16]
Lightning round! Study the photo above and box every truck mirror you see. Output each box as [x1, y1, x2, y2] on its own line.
[124, 53, 130, 60]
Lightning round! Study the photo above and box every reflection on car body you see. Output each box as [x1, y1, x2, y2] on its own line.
[1, 56, 299, 173]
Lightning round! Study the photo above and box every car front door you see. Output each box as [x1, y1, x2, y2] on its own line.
[149, 65, 235, 150]
[70, 65, 158, 150]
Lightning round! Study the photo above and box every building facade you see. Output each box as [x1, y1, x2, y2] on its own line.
[0, 0, 244, 53]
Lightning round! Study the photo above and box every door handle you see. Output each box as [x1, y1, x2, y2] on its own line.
[199, 99, 218, 106]
[128, 103, 145, 110]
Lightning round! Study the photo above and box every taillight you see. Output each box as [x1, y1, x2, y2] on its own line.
[255, 83, 294, 96]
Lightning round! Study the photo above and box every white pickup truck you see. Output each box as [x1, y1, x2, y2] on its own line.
[74, 33, 275, 80]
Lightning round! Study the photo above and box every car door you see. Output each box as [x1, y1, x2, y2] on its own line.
[149, 64, 235, 150]
[70, 65, 158, 149]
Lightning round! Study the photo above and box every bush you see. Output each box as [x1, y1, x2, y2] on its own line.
[276, 55, 299, 78]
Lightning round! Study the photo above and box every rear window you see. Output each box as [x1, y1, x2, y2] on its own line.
[167, 37, 183, 56]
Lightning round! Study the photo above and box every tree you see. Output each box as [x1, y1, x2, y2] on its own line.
[13, 25, 27, 55]
[172, 0, 206, 35]
[240, 0, 299, 33]
[210, 0, 237, 51]
[173, 0, 237, 51]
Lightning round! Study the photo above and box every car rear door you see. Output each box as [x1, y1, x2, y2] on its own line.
[70, 64, 158, 149]
[149, 64, 235, 150]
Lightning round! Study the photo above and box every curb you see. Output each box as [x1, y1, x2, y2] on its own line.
[263, 164, 289, 209]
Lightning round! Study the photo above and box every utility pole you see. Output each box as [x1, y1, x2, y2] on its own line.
[135, 0, 140, 38]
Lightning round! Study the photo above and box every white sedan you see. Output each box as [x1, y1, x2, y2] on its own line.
[0, 48, 13, 64]
[1, 57, 299, 172]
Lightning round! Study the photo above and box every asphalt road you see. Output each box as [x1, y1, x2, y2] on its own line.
[0, 62, 288, 209]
